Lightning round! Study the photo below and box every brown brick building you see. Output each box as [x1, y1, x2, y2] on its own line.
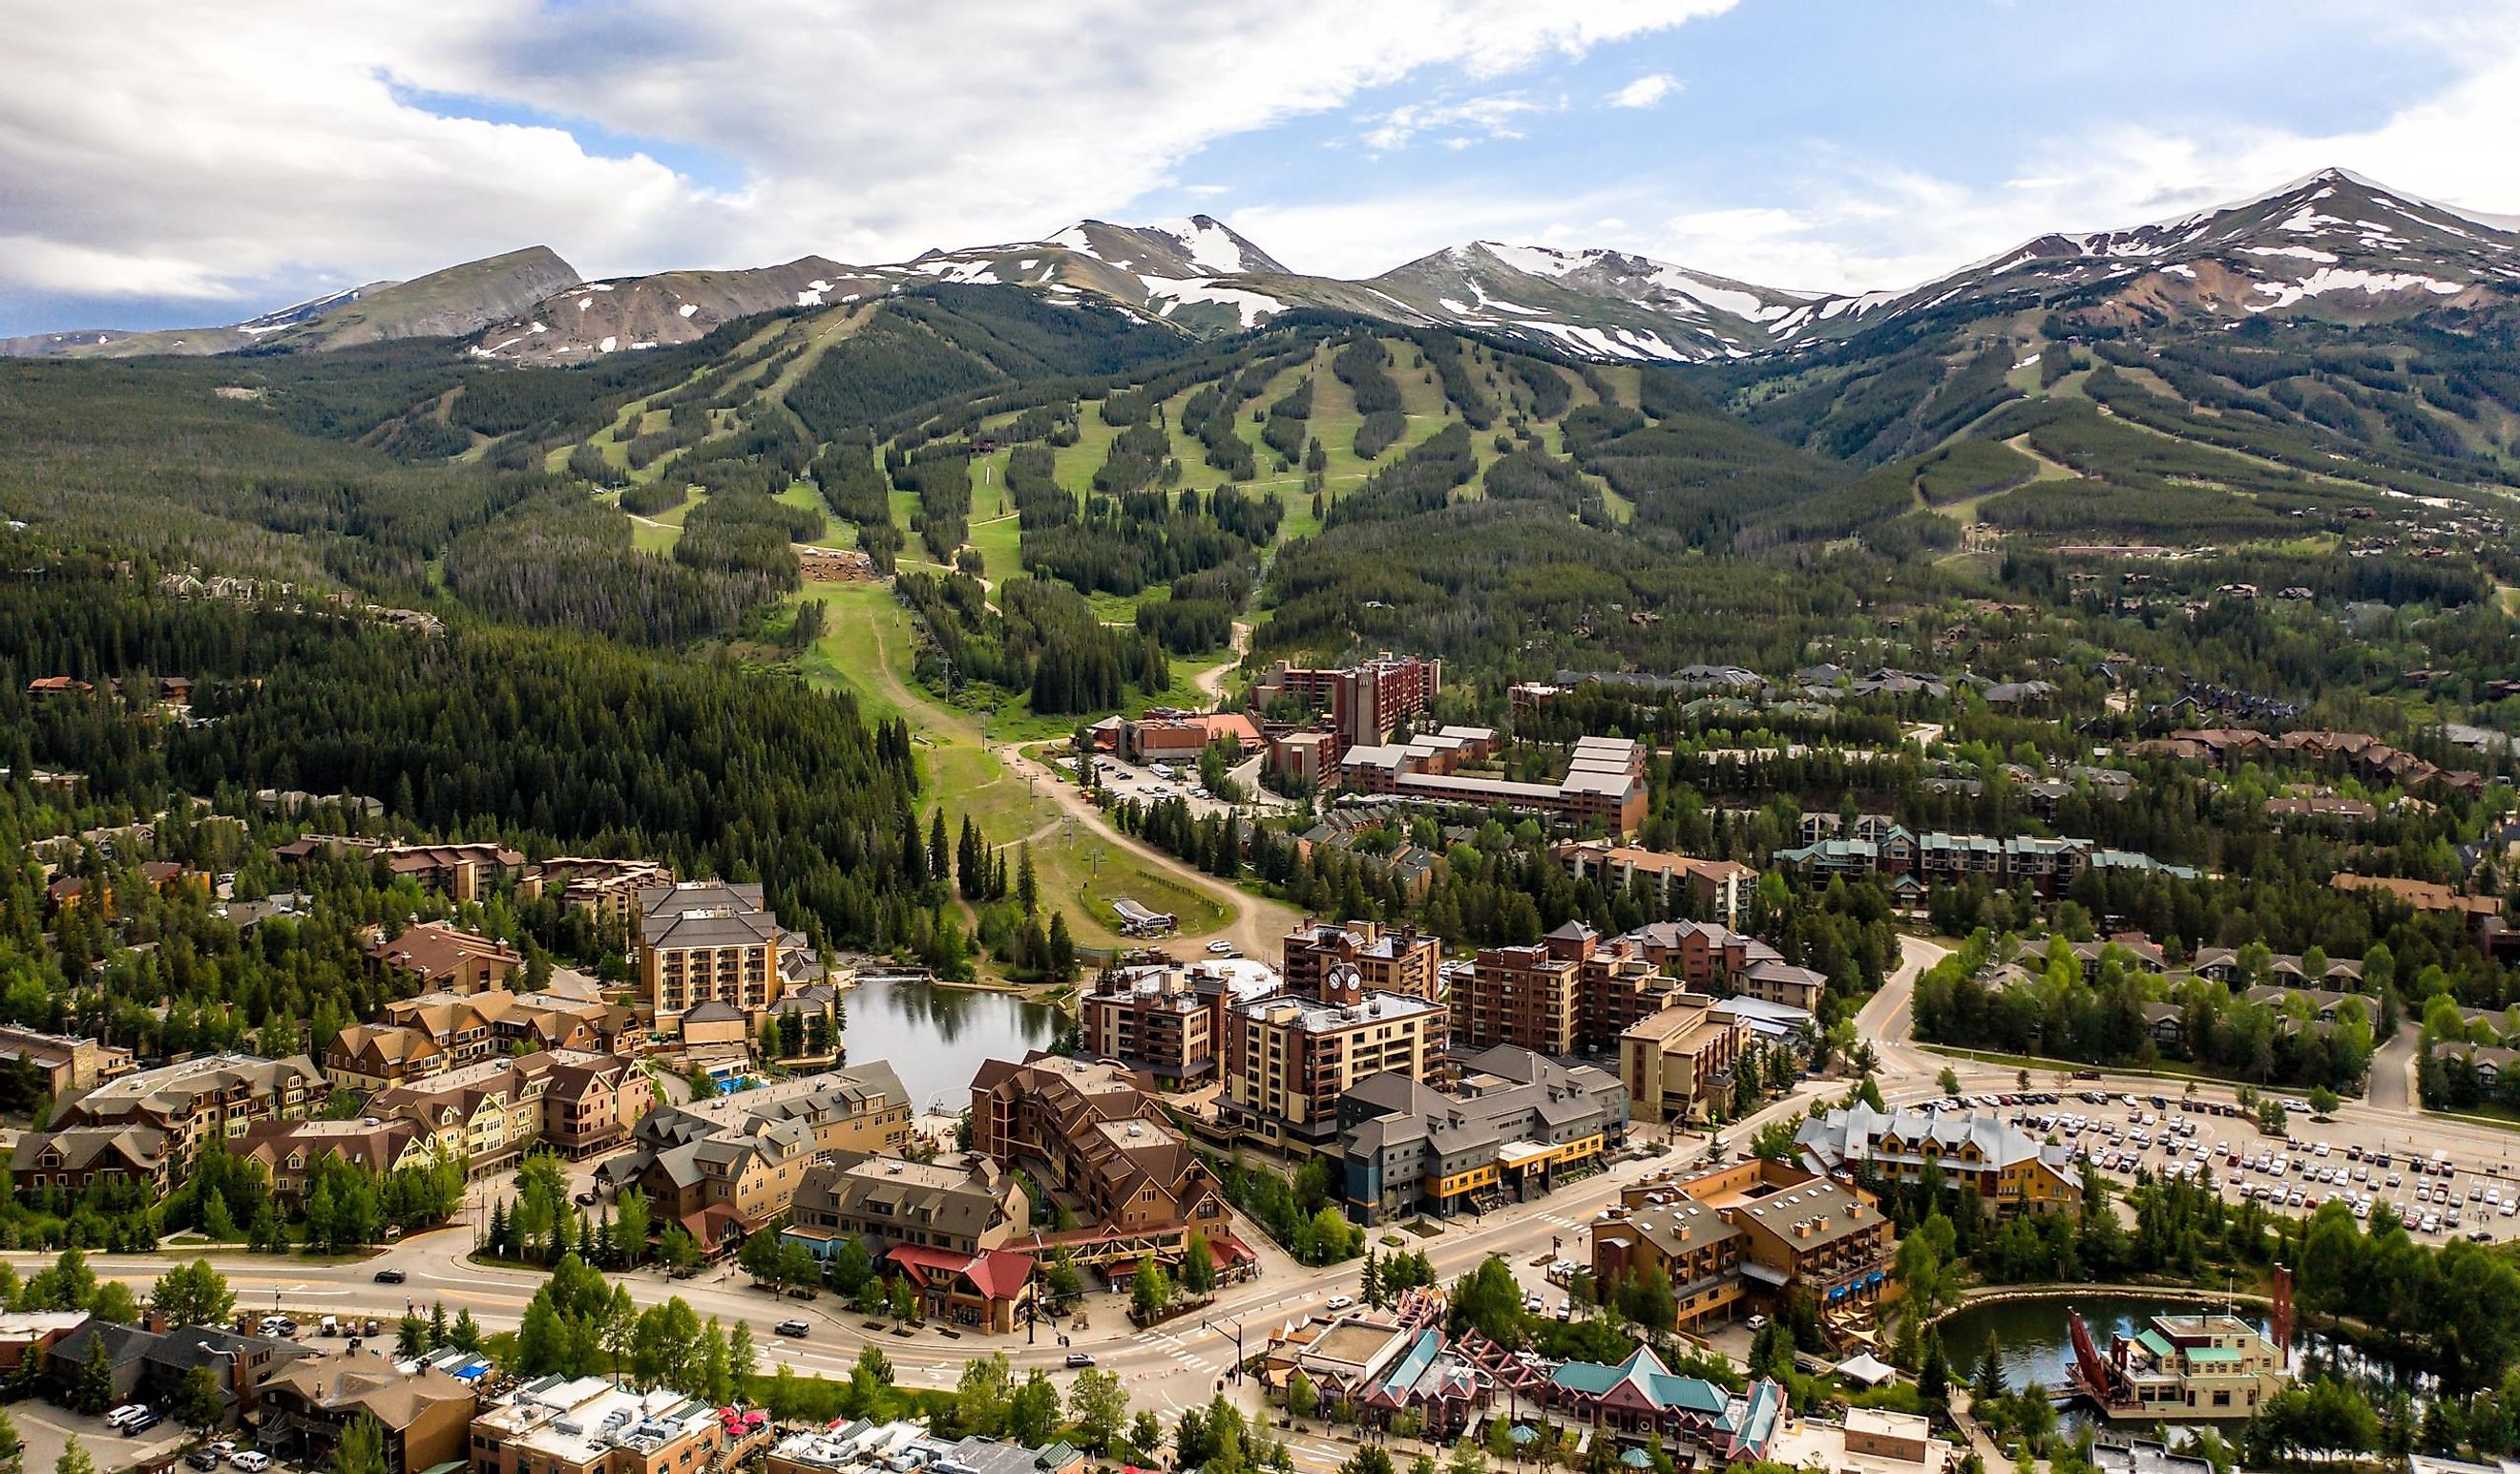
[1283, 920, 1443, 1000]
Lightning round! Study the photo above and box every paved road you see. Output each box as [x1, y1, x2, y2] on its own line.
[52, 928, 2491, 1467]
[4, 1112, 1797, 1428]
[998, 743, 1301, 958]
[2368, 1021, 2417, 1115]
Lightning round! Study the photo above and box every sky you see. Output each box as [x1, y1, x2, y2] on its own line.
[7, 0, 2520, 336]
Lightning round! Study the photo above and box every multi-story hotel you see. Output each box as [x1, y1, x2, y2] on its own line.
[1251, 653, 1442, 749]
[1795, 1103, 2079, 1216]
[1282, 919, 1444, 1001]
[969, 1054, 1229, 1238]
[598, 1063, 914, 1246]
[787, 1150, 1030, 1259]
[638, 881, 787, 1031]
[1618, 998, 1750, 1127]
[1552, 842, 1758, 929]
[1220, 966, 1447, 1153]
[1076, 962, 1275, 1089]
[39, 1052, 324, 1171]
[1336, 1045, 1627, 1222]
[1458, 922, 1674, 1061]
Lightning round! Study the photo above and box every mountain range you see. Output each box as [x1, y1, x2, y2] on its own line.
[9, 169, 2518, 367]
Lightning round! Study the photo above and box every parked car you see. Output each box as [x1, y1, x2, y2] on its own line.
[574, 1190, 598, 1206]
[187, 1453, 221, 1471]
[1325, 1295, 1354, 1311]
[231, 1453, 272, 1472]
[124, 1413, 160, 1435]
[105, 1405, 150, 1431]
[774, 1319, 810, 1338]
[372, 1268, 406, 1284]
[1206, 940, 1233, 955]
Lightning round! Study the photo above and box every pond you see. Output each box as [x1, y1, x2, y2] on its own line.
[1937, 1291, 2431, 1433]
[840, 972, 1060, 1113]
[1937, 1294, 2274, 1397]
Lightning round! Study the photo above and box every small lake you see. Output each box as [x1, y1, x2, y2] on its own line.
[840, 973, 1059, 1114]
[1937, 1294, 2274, 1396]
[1937, 1291, 2430, 1433]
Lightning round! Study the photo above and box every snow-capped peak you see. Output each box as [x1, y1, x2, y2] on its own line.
[1147, 216, 1270, 276]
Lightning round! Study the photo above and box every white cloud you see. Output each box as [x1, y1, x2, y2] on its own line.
[1606, 73, 1680, 108]
[1362, 94, 1560, 152]
[1625, 12, 2520, 294]
[0, 0, 1731, 308]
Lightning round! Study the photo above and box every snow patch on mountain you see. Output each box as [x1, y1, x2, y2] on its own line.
[1142, 278, 1288, 327]
[1476, 242, 1586, 280]
[1152, 217, 1260, 275]
[2248, 267, 2465, 311]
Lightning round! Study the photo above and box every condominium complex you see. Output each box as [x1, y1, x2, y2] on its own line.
[275, 840, 672, 931]
[0, 1024, 130, 1097]
[599, 1063, 914, 1246]
[1282, 919, 1444, 1001]
[1336, 1045, 1628, 1223]
[369, 1049, 649, 1176]
[1458, 922, 1675, 1060]
[328, 986, 627, 1093]
[1623, 921, 1827, 1013]
[970, 1054, 1229, 1238]
[369, 922, 524, 994]
[1774, 820, 2199, 897]
[639, 881, 787, 1031]
[1076, 960, 1280, 1089]
[275, 838, 535, 902]
[230, 1118, 434, 1204]
[34, 1052, 324, 1174]
[787, 1150, 1030, 1259]
[1340, 734, 1646, 834]
[261, 1349, 477, 1474]
[1552, 842, 1758, 929]
[1220, 966, 1448, 1153]
[1618, 998, 1751, 1127]
[1252, 653, 1442, 749]
[536, 857, 676, 934]
[1794, 1103, 2079, 1216]
[1590, 1158, 1896, 1336]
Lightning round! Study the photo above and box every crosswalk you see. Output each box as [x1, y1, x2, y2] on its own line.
[1535, 1211, 1586, 1230]
[1131, 1326, 1222, 1375]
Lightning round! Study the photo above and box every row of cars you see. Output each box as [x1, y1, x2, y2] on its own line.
[2015, 1094, 2515, 1241]
[101, 1407, 272, 1473]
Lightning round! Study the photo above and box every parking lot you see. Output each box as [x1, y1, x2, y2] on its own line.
[1934, 1084, 2520, 1243]
[7, 1401, 188, 1474]
[1090, 753, 1280, 820]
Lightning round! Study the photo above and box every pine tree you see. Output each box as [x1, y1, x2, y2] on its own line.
[1018, 847, 1040, 916]
[928, 811, 949, 885]
[1048, 913, 1076, 982]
